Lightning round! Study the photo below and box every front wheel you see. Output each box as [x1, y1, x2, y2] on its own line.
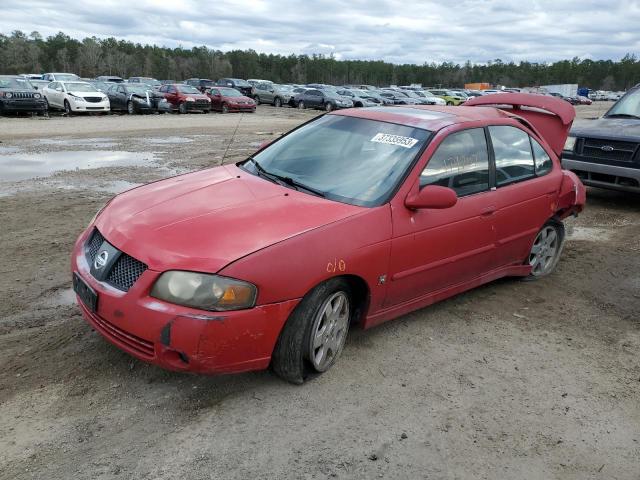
[127, 101, 135, 115]
[64, 100, 73, 115]
[526, 221, 565, 279]
[325, 102, 334, 112]
[274, 97, 282, 107]
[271, 278, 352, 383]
[298, 101, 305, 109]
[253, 96, 260, 105]
[221, 103, 229, 114]
[178, 102, 187, 114]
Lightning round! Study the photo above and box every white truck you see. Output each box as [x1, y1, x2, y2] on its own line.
[541, 84, 578, 97]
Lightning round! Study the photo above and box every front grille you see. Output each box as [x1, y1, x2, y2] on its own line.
[92, 313, 155, 358]
[11, 92, 35, 99]
[86, 229, 105, 262]
[580, 138, 639, 163]
[84, 96, 103, 103]
[107, 254, 147, 291]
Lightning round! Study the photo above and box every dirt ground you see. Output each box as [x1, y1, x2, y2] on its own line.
[0, 104, 638, 480]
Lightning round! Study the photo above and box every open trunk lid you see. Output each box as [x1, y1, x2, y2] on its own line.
[465, 93, 575, 157]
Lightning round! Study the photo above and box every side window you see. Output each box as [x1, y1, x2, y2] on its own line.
[118, 85, 125, 94]
[489, 126, 535, 186]
[210, 89, 219, 95]
[420, 128, 490, 197]
[530, 137, 553, 176]
[158, 85, 166, 93]
[167, 86, 176, 94]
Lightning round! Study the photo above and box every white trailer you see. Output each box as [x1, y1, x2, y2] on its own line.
[541, 84, 578, 97]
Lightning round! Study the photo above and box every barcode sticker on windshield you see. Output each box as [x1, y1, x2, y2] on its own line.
[371, 133, 419, 148]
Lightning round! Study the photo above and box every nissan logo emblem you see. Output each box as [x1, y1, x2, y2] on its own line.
[600, 145, 615, 152]
[94, 250, 109, 270]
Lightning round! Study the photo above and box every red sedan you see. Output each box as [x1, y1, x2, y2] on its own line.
[71, 94, 585, 383]
[205, 87, 256, 113]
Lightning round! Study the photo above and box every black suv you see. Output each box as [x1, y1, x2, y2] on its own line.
[0, 75, 47, 115]
[215, 78, 253, 97]
[562, 84, 640, 193]
[184, 78, 216, 93]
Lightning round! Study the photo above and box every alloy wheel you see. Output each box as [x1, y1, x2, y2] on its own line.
[529, 226, 560, 276]
[308, 291, 350, 372]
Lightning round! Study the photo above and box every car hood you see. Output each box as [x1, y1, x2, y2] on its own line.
[570, 117, 640, 141]
[95, 164, 364, 273]
[69, 90, 104, 97]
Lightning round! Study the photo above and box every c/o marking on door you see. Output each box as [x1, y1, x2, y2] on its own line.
[327, 258, 346, 273]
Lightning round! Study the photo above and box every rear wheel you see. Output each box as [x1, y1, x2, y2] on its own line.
[271, 278, 352, 383]
[446, 101, 453, 106]
[274, 97, 282, 107]
[298, 101, 305, 109]
[526, 221, 565, 279]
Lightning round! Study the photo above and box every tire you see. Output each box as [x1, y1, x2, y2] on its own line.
[178, 102, 188, 114]
[254, 96, 260, 105]
[127, 101, 135, 115]
[298, 101, 305, 109]
[446, 101, 453, 106]
[274, 97, 282, 107]
[221, 103, 229, 114]
[325, 102, 334, 112]
[64, 100, 73, 115]
[525, 220, 565, 280]
[355, 102, 363, 108]
[271, 278, 353, 384]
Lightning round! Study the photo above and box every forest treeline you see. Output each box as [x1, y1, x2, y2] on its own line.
[1, 30, 638, 90]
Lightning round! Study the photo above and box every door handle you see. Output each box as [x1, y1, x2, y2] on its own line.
[481, 206, 496, 216]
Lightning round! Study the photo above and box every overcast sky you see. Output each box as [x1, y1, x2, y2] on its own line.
[2, 0, 639, 64]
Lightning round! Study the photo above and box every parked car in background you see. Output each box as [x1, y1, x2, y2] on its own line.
[42, 72, 80, 82]
[295, 88, 353, 111]
[86, 80, 114, 94]
[72, 94, 584, 383]
[0, 75, 47, 115]
[95, 75, 124, 83]
[419, 90, 446, 105]
[427, 89, 466, 105]
[21, 74, 43, 80]
[205, 87, 256, 113]
[29, 79, 50, 91]
[378, 90, 421, 105]
[106, 83, 170, 114]
[576, 95, 593, 105]
[43, 81, 110, 114]
[398, 89, 437, 105]
[128, 77, 162, 88]
[215, 78, 254, 97]
[247, 79, 272, 87]
[336, 89, 378, 107]
[158, 83, 211, 113]
[253, 82, 293, 107]
[562, 84, 640, 193]
[184, 78, 216, 93]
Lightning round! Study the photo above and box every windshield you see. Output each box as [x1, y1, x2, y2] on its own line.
[56, 74, 80, 81]
[127, 85, 153, 95]
[64, 82, 96, 92]
[230, 78, 251, 87]
[179, 85, 201, 94]
[605, 88, 640, 118]
[243, 115, 431, 207]
[219, 88, 242, 97]
[0, 77, 33, 89]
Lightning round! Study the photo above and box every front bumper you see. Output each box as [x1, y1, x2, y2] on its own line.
[185, 101, 211, 112]
[1, 99, 48, 112]
[561, 158, 640, 193]
[227, 104, 256, 112]
[71, 229, 299, 374]
[69, 98, 110, 112]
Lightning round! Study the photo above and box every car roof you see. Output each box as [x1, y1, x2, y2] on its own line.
[333, 105, 512, 131]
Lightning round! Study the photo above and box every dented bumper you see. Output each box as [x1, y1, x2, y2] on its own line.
[71, 231, 300, 374]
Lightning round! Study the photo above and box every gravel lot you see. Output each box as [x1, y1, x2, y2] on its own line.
[0, 104, 638, 480]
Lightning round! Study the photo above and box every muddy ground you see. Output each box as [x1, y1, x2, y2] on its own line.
[0, 104, 638, 480]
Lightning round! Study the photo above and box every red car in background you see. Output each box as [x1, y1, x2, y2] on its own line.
[72, 94, 585, 384]
[205, 87, 256, 113]
[157, 83, 211, 113]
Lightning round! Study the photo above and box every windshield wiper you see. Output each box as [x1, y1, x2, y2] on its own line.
[247, 158, 326, 198]
[605, 113, 640, 119]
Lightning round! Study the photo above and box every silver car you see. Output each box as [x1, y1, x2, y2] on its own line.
[253, 82, 293, 107]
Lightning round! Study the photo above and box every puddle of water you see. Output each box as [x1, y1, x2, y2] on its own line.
[140, 136, 194, 144]
[0, 150, 158, 182]
[566, 226, 612, 242]
[38, 138, 117, 147]
[0, 146, 20, 154]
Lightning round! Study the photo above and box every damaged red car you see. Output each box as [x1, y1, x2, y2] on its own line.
[71, 94, 585, 384]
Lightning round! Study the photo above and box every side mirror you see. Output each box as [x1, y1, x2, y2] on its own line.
[405, 185, 457, 210]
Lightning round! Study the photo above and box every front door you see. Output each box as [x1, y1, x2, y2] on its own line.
[386, 127, 498, 307]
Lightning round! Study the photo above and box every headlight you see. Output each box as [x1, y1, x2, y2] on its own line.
[69, 94, 83, 101]
[33, 93, 41, 99]
[185, 96, 195, 102]
[205, 97, 211, 102]
[151, 271, 257, 311]
[564, 136, 577, 152]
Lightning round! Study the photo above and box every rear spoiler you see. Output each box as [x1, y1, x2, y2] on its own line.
[464, 93, 576, 157]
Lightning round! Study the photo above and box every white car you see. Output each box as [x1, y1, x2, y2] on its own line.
[43, 81, 110, 114]
[420, 90, 446, 105]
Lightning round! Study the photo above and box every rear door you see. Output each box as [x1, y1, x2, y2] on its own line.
[488, 124, 562, 267]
